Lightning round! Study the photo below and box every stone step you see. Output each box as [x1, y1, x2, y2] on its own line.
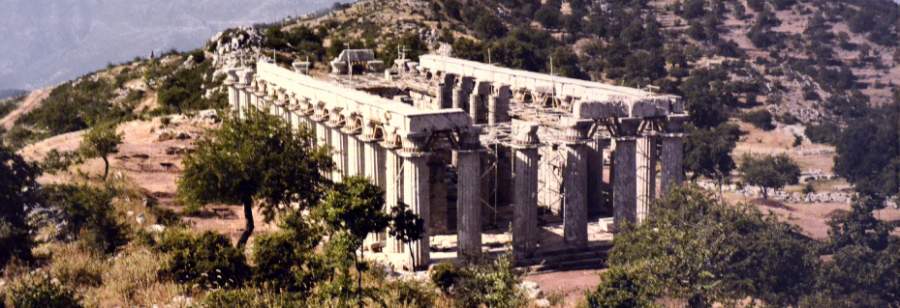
[526, 256, 607, 273]
[516, 244, 612, 272]
[518, 248, 609, 266]
[530, 243, 613, 258]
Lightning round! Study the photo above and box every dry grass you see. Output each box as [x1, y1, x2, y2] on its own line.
[47, 244, 105, 289]
[85, 247, 181, 307]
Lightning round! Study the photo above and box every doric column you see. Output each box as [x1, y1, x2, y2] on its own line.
[400, 134, 431, 270]
[238, 70, 253, 119]
[613, 118, 641, 227]
[562, 119, 592, 247]
[468, 92, 481, 124]
[660, 115, 687, 197]
[264, 92, 277, 117]
[383, 145, 404, 253]
[636, 133, 658, 223]
[224, 71, 238, 114]
[439, 74, 456, 109]
[362, 123, 385, 187]
[488, 85, 511, 126]
[512, 121, 540, 258]
[312, 105, 332, 180]
[455, 128, 482, 259]
[343, 121, 364, 177]
[240, 82, 252, 119]
[327, 111, 346, 182]
[587, 137, 611, 216]
[251, 80, 263, 112]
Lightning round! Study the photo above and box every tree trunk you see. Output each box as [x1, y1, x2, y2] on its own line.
[355, 251, 363, 307]
[761, 187, 769, 200]
[717, 177, 723, 200]
[407, 242, 416, 271]
[102, 156, 110, 180]
[237, 197, 254, 248]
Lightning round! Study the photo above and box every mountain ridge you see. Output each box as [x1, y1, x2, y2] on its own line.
[0, 0, 340, 90]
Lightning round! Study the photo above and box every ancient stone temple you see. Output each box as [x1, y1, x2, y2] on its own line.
[224, 53, 687, 270]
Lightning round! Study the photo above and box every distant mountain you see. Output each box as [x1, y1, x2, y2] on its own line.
[0, 0, 339, 90]
[0, 89, 27, 100]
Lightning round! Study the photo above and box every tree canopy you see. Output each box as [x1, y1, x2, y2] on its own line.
[79, 123, 122, 180]
[0, 142, 40, 267]
[589, 186, 818, 306]
[177, 111, 333, 247]
[739, 153, 801, 199]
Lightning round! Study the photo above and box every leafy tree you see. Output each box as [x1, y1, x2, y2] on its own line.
[549, 47, 587, 79]
[808, 196, 900, 306]
[680, 0, 707, 19]
[739, 153, 801, 199]
[534, 5, 561, 29]
[740, 109, 775, 131]
[473, 12, 508, 39]
[389, 202, 424, 269]
[178, 112, 332, 247]
[834, 104, 900, 199]
[805, 121, 841, 144]
[79, 123, 122, 180]
[594, 186, 818, 306]
[451, 38, 486, 62]
[679, 67, 732, 129]
[683, 123, 741, 191]
[0, 141, 40, 267]
[313, 176, 390, 303]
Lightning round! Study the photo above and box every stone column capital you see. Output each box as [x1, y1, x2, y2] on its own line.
[615, 117, 641, 138]
[664, 114, 690, 134]
[511, 120, 540, 148]
[398, 132, 431, 156]
[562, 118, 594, 144]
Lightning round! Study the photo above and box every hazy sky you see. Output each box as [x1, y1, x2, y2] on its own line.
[0, 0, 338, 90]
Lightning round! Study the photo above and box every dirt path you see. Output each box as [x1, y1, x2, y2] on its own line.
[0, 88, 51, 130]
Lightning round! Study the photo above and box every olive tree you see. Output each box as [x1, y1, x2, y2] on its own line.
[178, 112, 332, 247]
[79, 123, 122, 180]
[739, 153, 801, 199]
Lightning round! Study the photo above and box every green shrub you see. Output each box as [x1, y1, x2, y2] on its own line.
[156, 229, 250, 288]
[381, 278, 437, 307]
[805, 122, 840, 144]
[453, 256, 526, 308]
[429, 262, 461, 293]
[740, 109, 775, 131]
[42, 184, 127, 254]
[252, 231, 325, 294]
[202, 289, 262, 307]
[585, 264, 657, 308]
[17, 78, 127, 136]
[156, 62, 226, 114]
[202, 288, 305, 307]
[4, 273, 81, 308]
